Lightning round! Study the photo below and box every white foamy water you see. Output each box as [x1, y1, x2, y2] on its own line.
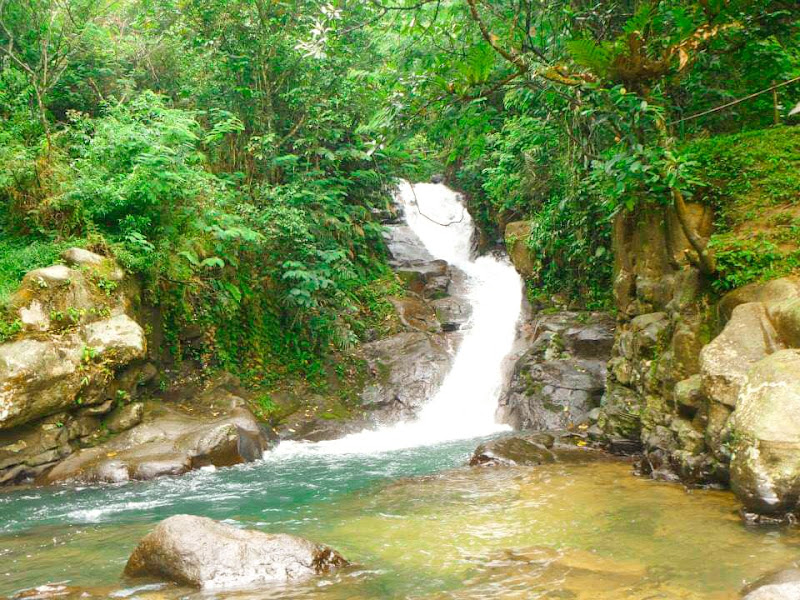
[273, 181, 523, 456]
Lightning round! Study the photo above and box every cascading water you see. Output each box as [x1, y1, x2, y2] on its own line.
[274, 181, 523, 456]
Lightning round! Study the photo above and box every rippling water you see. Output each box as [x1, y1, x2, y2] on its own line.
[2, 440, 799, 599]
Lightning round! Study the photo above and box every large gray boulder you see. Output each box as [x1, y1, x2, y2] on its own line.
[125, 515, 347, 589]
[700, 303, 783, 409]
[359, 332, 452, 422]
[0, 314, 146, 430]
[498, 312, 614, 431]
[730, 350, 800, 514]
[42, 407, 271, 484]
[718, 276, 800, 322]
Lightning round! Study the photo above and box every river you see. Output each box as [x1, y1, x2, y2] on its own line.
[2, 183, 799, 599]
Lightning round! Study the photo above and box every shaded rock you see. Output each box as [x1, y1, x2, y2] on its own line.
[391, 296, 441, 333]
[597, 383, 645, 443]
[395, 259, 451, 299]
[504, 221, 534, 278]
[67, 415, 100, 440]
[700, 303, 783, 408]
[124, 515, 347, 589]
[629, 312, 669, 356]
[0, 413, 74, 485]
[105, 402, 144, 433]
[42, 407, 271, 484]
[360, 332, 452, 422]
[564, 318, 615, 357]
[742, 568, 800, 600]
[431, 295, 471, 331]
[767, 296, 800, 347]
[730, 350, 800, 514]
[674, 374, 704, 416]
[78, 400, 114, 416]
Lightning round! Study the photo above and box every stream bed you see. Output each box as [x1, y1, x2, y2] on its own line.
[2, 438, 799, 599]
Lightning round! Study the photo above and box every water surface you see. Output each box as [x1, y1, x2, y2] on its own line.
[2, 440, 798, 599]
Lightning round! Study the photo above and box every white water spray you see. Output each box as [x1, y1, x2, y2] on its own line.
[273, 181, 523, 456]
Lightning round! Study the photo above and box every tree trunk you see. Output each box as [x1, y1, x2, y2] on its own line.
[671, 187, 716, 275]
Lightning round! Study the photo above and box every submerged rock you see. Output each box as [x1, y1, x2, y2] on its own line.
[125, 515, 348, 589]
[42, 407, 271, 484]
[742, 567, 800, 600]
[470, 433, 607, 467]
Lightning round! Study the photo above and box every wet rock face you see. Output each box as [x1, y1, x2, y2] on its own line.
[0, 249, 159, 485]
[0, 248, 145, 433]
[498, 312, 614, 431]
[360, 332, 453, 422]
[42, 407, 271, 484]
[125, 515, 348, 589]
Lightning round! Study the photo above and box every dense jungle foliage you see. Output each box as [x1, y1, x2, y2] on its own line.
[1, 0, 798, 386]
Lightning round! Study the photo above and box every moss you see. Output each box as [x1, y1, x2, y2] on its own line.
[0, 236, 88, 307]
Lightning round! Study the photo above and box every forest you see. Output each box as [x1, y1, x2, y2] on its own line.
[1, 0, 798, 386]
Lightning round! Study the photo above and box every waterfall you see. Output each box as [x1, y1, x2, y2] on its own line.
[274, 181, 523, 455]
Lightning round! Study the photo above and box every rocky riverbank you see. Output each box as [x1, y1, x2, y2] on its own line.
[0, 190, 474, 487]
[504, 200, 800, 520]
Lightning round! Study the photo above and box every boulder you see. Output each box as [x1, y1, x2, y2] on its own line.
[0, 314, 146, 430]
[359, 332, 452, 422]
[431, 296, 472, 331]
[742, 568, 800, 600]
[504, 221, 534, 278]
[390, 296, 441, 333]
[105, 402, 144, 433]
[42, 407, 271, 484]
[674, 374, 704, 415]
[125, 515, 347, 589]
[730, 350, 800, 514]
[383, 225, 434, 265]
[498, 312, 613, 431]
[718, 276, 800, 323]
[700, 303, 783, 408]
[470, 433, 608, 467]
[395, 259, 451, 299]
[767, 296, 800, 348]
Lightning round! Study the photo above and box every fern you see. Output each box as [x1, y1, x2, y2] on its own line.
[623, 3, 656, 36]
[566, 39, 613, 78]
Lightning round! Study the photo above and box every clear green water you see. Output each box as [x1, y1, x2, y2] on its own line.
[1, 439, 799, 599]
